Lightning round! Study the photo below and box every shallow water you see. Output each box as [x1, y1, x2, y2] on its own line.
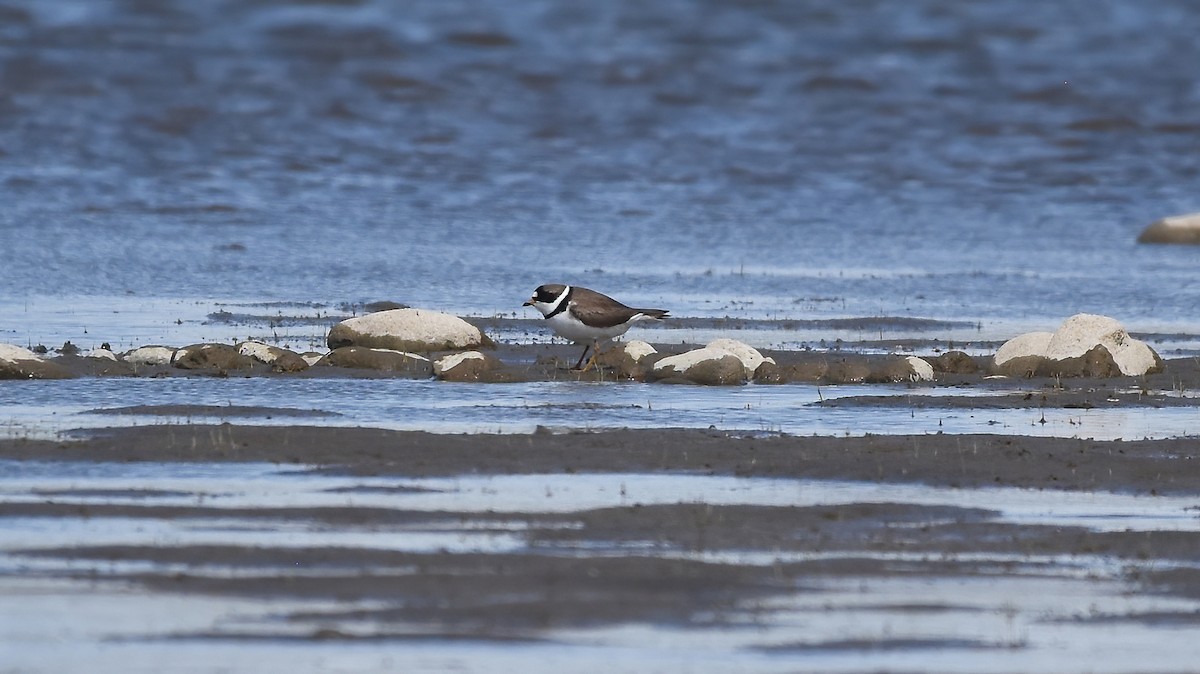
[3, 462, 1198, 534]
[4, 461, 1200, 673]
[1, 0, 1199, 352]
[1, 376, 1196, 441]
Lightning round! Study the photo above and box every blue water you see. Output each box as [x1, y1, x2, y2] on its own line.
[1, 0, 1198, 351]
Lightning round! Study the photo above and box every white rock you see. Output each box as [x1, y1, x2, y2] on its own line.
[706, 338, 775, 377]
[654, 347, 727, 372]
[84, 348, 118, 361]
[652, 346, 747, 385]
[327, 308, 487, 352]
[993, 332, 1054, 367]
[434, 351, 486, 376]
[123, 346, 176, 367]
[906, 356, 934, 382]
[0, 344, 41, 364]
[1044, 313, 1159, 376]
[0, 343, 71, 380]
[993, 315, 1160, 377]
[622, 340, 657, 362]
[300, 352, 325, 366]
[1138, 212, 1200, 245]
[237, 340, 280, 364]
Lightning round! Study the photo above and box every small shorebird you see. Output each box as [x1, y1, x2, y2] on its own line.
[523, 284, 668, 370]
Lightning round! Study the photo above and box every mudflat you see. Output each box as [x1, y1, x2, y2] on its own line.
[3, 424, 1199, 493]
[4, 423, 1200, 669]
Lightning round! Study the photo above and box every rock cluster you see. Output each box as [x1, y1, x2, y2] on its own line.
[0, 308, 1166, 385]
[993, 314, 1162, 377]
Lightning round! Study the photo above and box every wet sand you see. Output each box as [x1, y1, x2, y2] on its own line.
[4, 422, 1200, 672]
[5, 423, 1200, 493]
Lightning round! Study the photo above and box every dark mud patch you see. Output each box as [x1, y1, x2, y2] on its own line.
[151, 630, 549, 644]
[39, 548, 796, 634]
[20, 503, 1200, 563]
[756, 637, 1010, 653]
[0, 502, 513, 528]
[29, 488, 192, 499]
[15, 500, 1200, 641]
[6, 425, 1200, 494]
[86, 404, 340, 418]
[1052, 610, 1200, 627]
[321, 484, 444, 495]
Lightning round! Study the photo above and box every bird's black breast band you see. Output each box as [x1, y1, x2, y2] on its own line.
[546, 287, 572, 318]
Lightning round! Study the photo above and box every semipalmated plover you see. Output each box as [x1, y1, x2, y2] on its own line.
[523, 284, 668, 370]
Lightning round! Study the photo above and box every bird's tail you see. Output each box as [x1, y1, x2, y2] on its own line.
[635, 309, 669, 320]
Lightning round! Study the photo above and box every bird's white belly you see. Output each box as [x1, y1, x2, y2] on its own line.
[545, 312, 630, 342]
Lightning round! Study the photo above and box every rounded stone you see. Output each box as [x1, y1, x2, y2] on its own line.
[869, 356, 933, 383]
[123, 346, 177, 367]
[237, 341, 309, 372]
[327, 308, 490, 353]
[932, 350, 980, 374]
[433, 351, 502, 381]
[705, 338, 775, 378]
[992, 314, 1162, 377]
[318, 346, 433, 377]
[1137, 213, 1200, 245]
[994, 332, 1054, 368]
[652, 347, 747, 385]
[0, 343, 75, 380]
[752, 359, 784, 384]
[596, 341, 659, 380]
[1044, 314, 1161, 376]
[906, 356, 935, 381]
[173, 344, 259, 371]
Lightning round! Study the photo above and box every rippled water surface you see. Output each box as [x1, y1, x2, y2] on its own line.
[1, 0, 1199, 348]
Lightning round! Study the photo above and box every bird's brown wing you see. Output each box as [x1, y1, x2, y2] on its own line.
[569, 287, 668, 328]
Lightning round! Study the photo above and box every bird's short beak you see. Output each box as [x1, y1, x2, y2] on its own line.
[522, 300, 533, 307]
